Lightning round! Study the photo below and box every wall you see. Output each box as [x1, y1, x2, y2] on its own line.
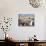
[0, 0, 46, 40]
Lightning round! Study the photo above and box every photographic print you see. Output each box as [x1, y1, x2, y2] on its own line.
[18, 14, 35, 26]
